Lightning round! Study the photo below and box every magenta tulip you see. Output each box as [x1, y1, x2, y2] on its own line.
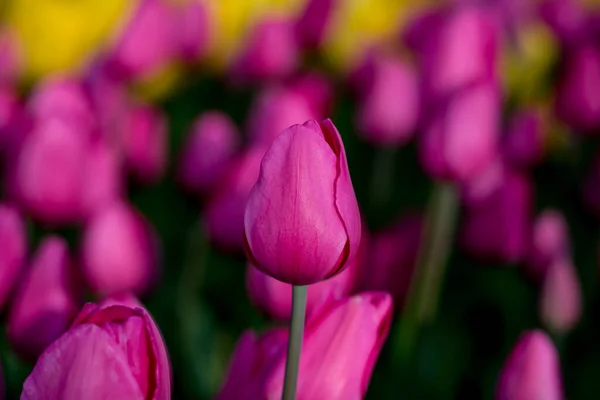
[81, 202, 158, 296]
[218, 292, 392, 400]
[21, 299, 171, 399]
[294, 0, 335, 49]
[540, 0, 592, 47]
[461, 156, 506, 205]
[177, 111, 240, 194]
[8, 236, 80, 360]
[496, 330, 563, 400]
[0, 88, 20, 144]
[244, 119, 361, 285]
[0, 205, 26, 310]
[539, 257, 582, 335]
[503, 108, 546, 169]
[285, 72, 333, 118]
[175, 0, 210, 62]
[525, 210, 570, 281]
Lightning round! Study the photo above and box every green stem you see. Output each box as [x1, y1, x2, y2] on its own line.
[394, 182, 459, 367]
[369, 147, 396, 212]
[282, 285, 308, 400]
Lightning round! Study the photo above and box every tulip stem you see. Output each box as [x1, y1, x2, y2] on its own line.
[369, 147, 396, 212]
[394, 182, 459, 367]
[282, 285, 308, 400]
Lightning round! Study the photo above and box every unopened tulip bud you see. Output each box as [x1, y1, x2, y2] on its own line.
[294, 0, 336, 49]
[246, 86, 316, 146]
[176, 0, 210, 62]
[0, 205, 26, 310]
[244, 119, 361, 285]
[81, 203, 159, 297]
[356, 54, 420, 146]
[21, 299, 170, 399]
[461, 170, 533, 263]
[503, 109, 546, 169]
[8, 237, 80, 361]
[205, 146, 265, 251]
[539, 257, 582, 335]
[178, 111, 240, 194]
[123, 104, 168, 184]
[420, 82, 501, 182]
[525, 210, 570, 281]
[230, 18, 299, 84]
[556, 45, 600, 132]
[105, 0, 177, 80]
[496, 330, 563, 400]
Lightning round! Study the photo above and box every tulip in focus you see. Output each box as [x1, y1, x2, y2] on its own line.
[0, 205, 27, 310]
[244, 119, 361, 285]
[525, 209, 570, 281]
[82, 202, 158, 297]
[503, 108, 546, 169]
[539, 257, 582, 335]
[496, 330, 563, 400]
[8, 236, 80, 361]
[178, 111, 240, 194]
[218, 292, 393, 399]
[21, 298, 171, 399]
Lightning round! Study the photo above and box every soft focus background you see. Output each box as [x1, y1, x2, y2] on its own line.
[1, 0, 600, 398]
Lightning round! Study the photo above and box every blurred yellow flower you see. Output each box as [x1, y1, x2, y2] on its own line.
[2, 0, 133, 82]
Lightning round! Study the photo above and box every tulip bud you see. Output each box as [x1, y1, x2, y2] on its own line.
[230, 18, 299, 84]
[539, 257, 582, 335]
[218, 292, 393, 400]
[246, 229, 366, 320]
[525, 210, 570, 281]
[81, 203, 159, 297]
[176, 0, 210, 62]
[496, 330, 563, 400]
[503, 108, 546, 169]
[356, 54, 420, 146]
[14, 118, 87, 224]
[21, 299, 171, 399]
[105, 0, 177, 81]
[461, 170, 533, 263]
[8, 236, 80, 361]
[123, 104, 168, 184]
[420, 82, 501, 182]
[246, 86, 316, 146]
[355, 215, 422, 310]
[556, 45, 600, 132]
[244, 119, 361, 285]
[0, 205, 26, 310]
[461, 157, 506, 205]
[295, 0, 336, 49]
[205, 146, 265, 251]
[178, 111, 240, 194]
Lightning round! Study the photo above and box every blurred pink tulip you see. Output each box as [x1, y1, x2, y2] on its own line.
[540, 0, 592, 47]
[81, 203, 158, 297]
[295, 0, 336, 49]
[0, 88, 20, 151]
[230, 18, 299, 84]
[285, 72, 333, 118]
[205, 146, 265, 251]
[175, 0, 210, 62]
[244, 119, 361, 285]
[461, 156, 506, 205]
[503, 108, 546, 169]
[21, 299, 171, 399]
[218, 292, 393, 400]
[496, 330, 563, 400]
[539, 257, 582, 335]
[356, 54, 420, 146]
[246, 85, 317, 146]
[177, 111, 240, 194]
[525, 210, 570, 281]
[0, 205, 26, 310]
[105, 0, 177, 80]
[123, 104, 168, 185]
[420, 82, 501, 182]
[8, 236, 80, 361]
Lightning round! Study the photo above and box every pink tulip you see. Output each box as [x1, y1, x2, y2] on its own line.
[525, 210, 570, 281]
[230, 18, 299, 84]
[0, 205, 26, 310]
[7, 236, 81, 361]
[177, 111, 240, 194]
[355, 214, 422, 310]
[205, 146, 265, 251]
[496, 330, 563, 400]
[123, 104, 168, 185]
[356, 53, 420, 146]
[105, 0, 177, 80]
[244, 119, 361, 285]
[539, 257, 582, 335]
[0, 88, 20, 152]
[461, 156, 506, 205]
[175, 0, 210, 62]
[294, 0, 336, 49]
[81, 203, 158, 297]
[246, 85, 317, 147]
[284, 72, 333, 118]
[21, 299, 171, 399]
[502, 108, 546, 169]
[218, 292, 393, 400]
[540, 0, 592, 47]
[420, 82, 501, 182]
